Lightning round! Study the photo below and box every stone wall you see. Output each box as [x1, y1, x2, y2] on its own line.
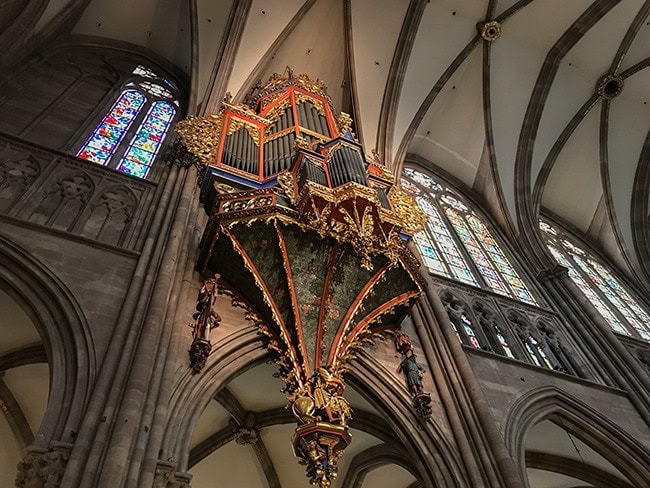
[0, 132, 163, 362]
[466, 349, 650, 450]
[0, 133, 158, 250]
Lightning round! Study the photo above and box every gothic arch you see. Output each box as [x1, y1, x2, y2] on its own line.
[0, 37, 188, 156]
[349, 351, 468, 488]
[163, 325, 467, 487]
[0, 232, 95, 447]
[402, 162, 541, 306]
[162, 326, 266, 468]
[525, 451, 635, 488]
[339, 443, 419, 488]
[504, 385, 650, 488]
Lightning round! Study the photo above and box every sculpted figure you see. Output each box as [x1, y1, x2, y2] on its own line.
[398, 349, 425, 395]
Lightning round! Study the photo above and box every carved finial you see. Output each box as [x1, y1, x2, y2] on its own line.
[370, 149, 381, 165]
[337, 112, 353, 136]
[223, 91, 233, 104]
[293, 136, 311, 151]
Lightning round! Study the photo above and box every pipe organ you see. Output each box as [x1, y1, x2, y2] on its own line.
[177, 72, 391, 205]
[176, 71, 428, 488]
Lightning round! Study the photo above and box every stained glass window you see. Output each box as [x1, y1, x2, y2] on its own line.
[77, 90, 145, 165]
[139, 81, 174, 99]
[402, 167, 537, 305]
[400, 177, 421, 195]
[525, 342, 542, 367]
[133, 65, 158, 79]
[540, 220, 650, 340]
[417, 196, 478, 286]
[461, 314, 481, 349]
[524, 336, 553, 369]
[76, 66, 179, 178]
[117, 102, 176, 178]
[445, 208, 510, 295]
[404, 167, 443, 191]
[495, 326, 515, 359]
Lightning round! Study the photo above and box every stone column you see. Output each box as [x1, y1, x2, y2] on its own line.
[58, 145, 199, 488]
[536, 264, 650, 425]
[416, 269, 527, 488]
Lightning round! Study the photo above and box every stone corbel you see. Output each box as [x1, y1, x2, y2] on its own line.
[166, 141, 202, 171]
[536, 264, 569, 283]
[153, 461, 192, 488]
[15, 442, 72, 488]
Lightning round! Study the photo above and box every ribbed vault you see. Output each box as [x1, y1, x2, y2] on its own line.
[8, 0, 644, 285]
[187, 362, 419, 488]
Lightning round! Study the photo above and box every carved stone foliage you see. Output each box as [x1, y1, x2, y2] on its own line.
[619, 335, 650, 376]
[153, 462, 191, 488]
[432, 275, 602, 382]
[15, 445, 70, 488]
[0, 135, 157, 250]
[82, 186, 137, 245]
[0, 155, 41, 212]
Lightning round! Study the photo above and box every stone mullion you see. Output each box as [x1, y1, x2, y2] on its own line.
[485, 311, 521, 361]
[565, 249, 638, 338]
[106, 93, 153, 172]
[59, 164, 180, 488]
[587, 259, 650, 340]
[138, 186, 203, 488]
[461, 296, 494, 350]
[540, 270, 650, 424]
[534, 266, 610, 383]
[437, 202, 488, 289]
[415, 260, 527, 488]
[489, 299, 536, 368]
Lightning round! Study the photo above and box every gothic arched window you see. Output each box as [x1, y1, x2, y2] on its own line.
[540, 220, 650, 341]
[402, 167, 537, 305]
[523, 335, 554, 369]
[76, 65, 179, 178]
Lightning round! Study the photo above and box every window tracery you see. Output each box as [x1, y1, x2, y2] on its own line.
[402, 167, 536, 305]
[437, 289, 581, 375]
[540, 220, 650, 341]
[76, 65, 179, 178]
